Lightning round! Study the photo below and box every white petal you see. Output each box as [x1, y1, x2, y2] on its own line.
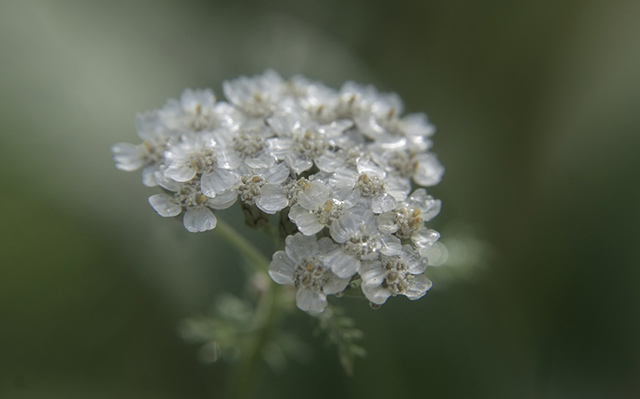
[399, 113, 435, 139]
[165, 162, 196, 182]
[298, 181, 331, 210]
[408, 188, 428, 205]
[317, 119, 350, 136]
[180, 88, 215, 113]
[377, 212, 399, 234]
[112, 143, 144, 171]
[362, 284, 391, 305]
[285, 233, 318, 262]
[423, 199, 442, 221]
[141, 165, 159, 187]
[296, 288, 327, 314]
[386, 179, 410, 201]
[419, 241, 449, 266]
[148, 194, 181, 217]
[329, 208, 366, 243]
[375, 134, 407, 149]
[267, 138, 293, 159]
[268, 251, 296, 284]
[329, 217, 351, 244]
[324, 249, 360, 278]
[216, 112, 243, 132]
[371, 194, 397, 214]
[263, 162, 290, 184]
[331, 168, 358, 188]
[158, 99, 182, 130]
[356, 160, 386, 179]
[201, 169, 238, 197]
[359, 260, 384, 287]
[256, 184, 289, 214]
[135, 110, 161, 141]
[335, 187, 361, 208]
[206, 190, 238, 210]
[222, 70, 284, 115]
[216, 148, 242, 169]
[379, 235, 402, 256]
[245, 152, 276, 169]
[359, 209, 379, 234]
[317, 237, 337, 253]
[289, 205, 324, 235]
[409, 189, 441, 220]
[154, 170, 181, 192]
[355, 113, 385, 140]
[322, 275, 351, 295]
[315, 152, 343, 172]
[285, 153, 313, 174]
[164, 140, 192, 162]
[411, 228, 440, 249]
[405, 275, 432, 300]
[402, 246, 428, 274]
[414, 153, 444, 187]
[183, 207, 217, 232]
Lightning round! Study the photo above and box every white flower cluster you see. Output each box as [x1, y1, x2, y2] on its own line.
[112, 70, 444, 313]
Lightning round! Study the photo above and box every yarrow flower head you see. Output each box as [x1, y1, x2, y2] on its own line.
[112, 69, 444, 312]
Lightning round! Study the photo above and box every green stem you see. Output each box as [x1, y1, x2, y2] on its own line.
[213, 218, 284, 399]
[227, 284, 282, 399]
[215, 218, 271, 273]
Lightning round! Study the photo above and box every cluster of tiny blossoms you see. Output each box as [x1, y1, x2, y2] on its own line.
[112, 70, 444, 314]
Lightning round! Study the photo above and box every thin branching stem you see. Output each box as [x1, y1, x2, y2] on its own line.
[214, 218, 284, 399]
[227, 283, 282, 399]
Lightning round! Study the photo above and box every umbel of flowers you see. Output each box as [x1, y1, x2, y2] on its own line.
[113, 70, 444, 314]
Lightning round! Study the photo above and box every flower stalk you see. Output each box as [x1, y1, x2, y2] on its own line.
[214, 218, 270, 273]
[227, 283, 282, 399]
[214, 217, 284, 398]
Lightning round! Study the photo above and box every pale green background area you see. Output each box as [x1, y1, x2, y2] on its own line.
[1, 0, 639, 398]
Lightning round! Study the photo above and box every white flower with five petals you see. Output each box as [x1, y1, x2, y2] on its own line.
[267, 115, 353, 175]
[112, 111, 178, 187]
[360, 245, 432, 305]
[148, 171, 236, 233]
[223, 69, 285, 116]
[159, 88, 243, 132]
[324, 206, 402, 278]
[288, 180, 355, 235]
[377, 188, 441, 249]
[234, 163, 291, 214]
[269, 233, 351, 314]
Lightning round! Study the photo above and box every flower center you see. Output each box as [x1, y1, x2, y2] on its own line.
[294, 258, 328, 289]
[314, 199, 344, 225]
[233, 130, 266, 157]
[237, 175, 266, 204]
[380, 258, 411, 295]
[142, 138, 167, 164]
[395, 207, 423, 239]
[176, 181, 207, 208]
[387, 151, 418, 178]
[188, 105, 218, 131]
[343, 235, 380, 259]
[355, 173, 386, 197]
[294, 129, 327, 159]
[189, 147, 217, 174]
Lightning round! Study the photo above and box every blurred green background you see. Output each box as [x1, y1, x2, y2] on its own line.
[1, 0, 639, 398]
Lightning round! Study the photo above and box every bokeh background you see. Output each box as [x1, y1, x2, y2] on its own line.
[2, 0, 639, 398]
